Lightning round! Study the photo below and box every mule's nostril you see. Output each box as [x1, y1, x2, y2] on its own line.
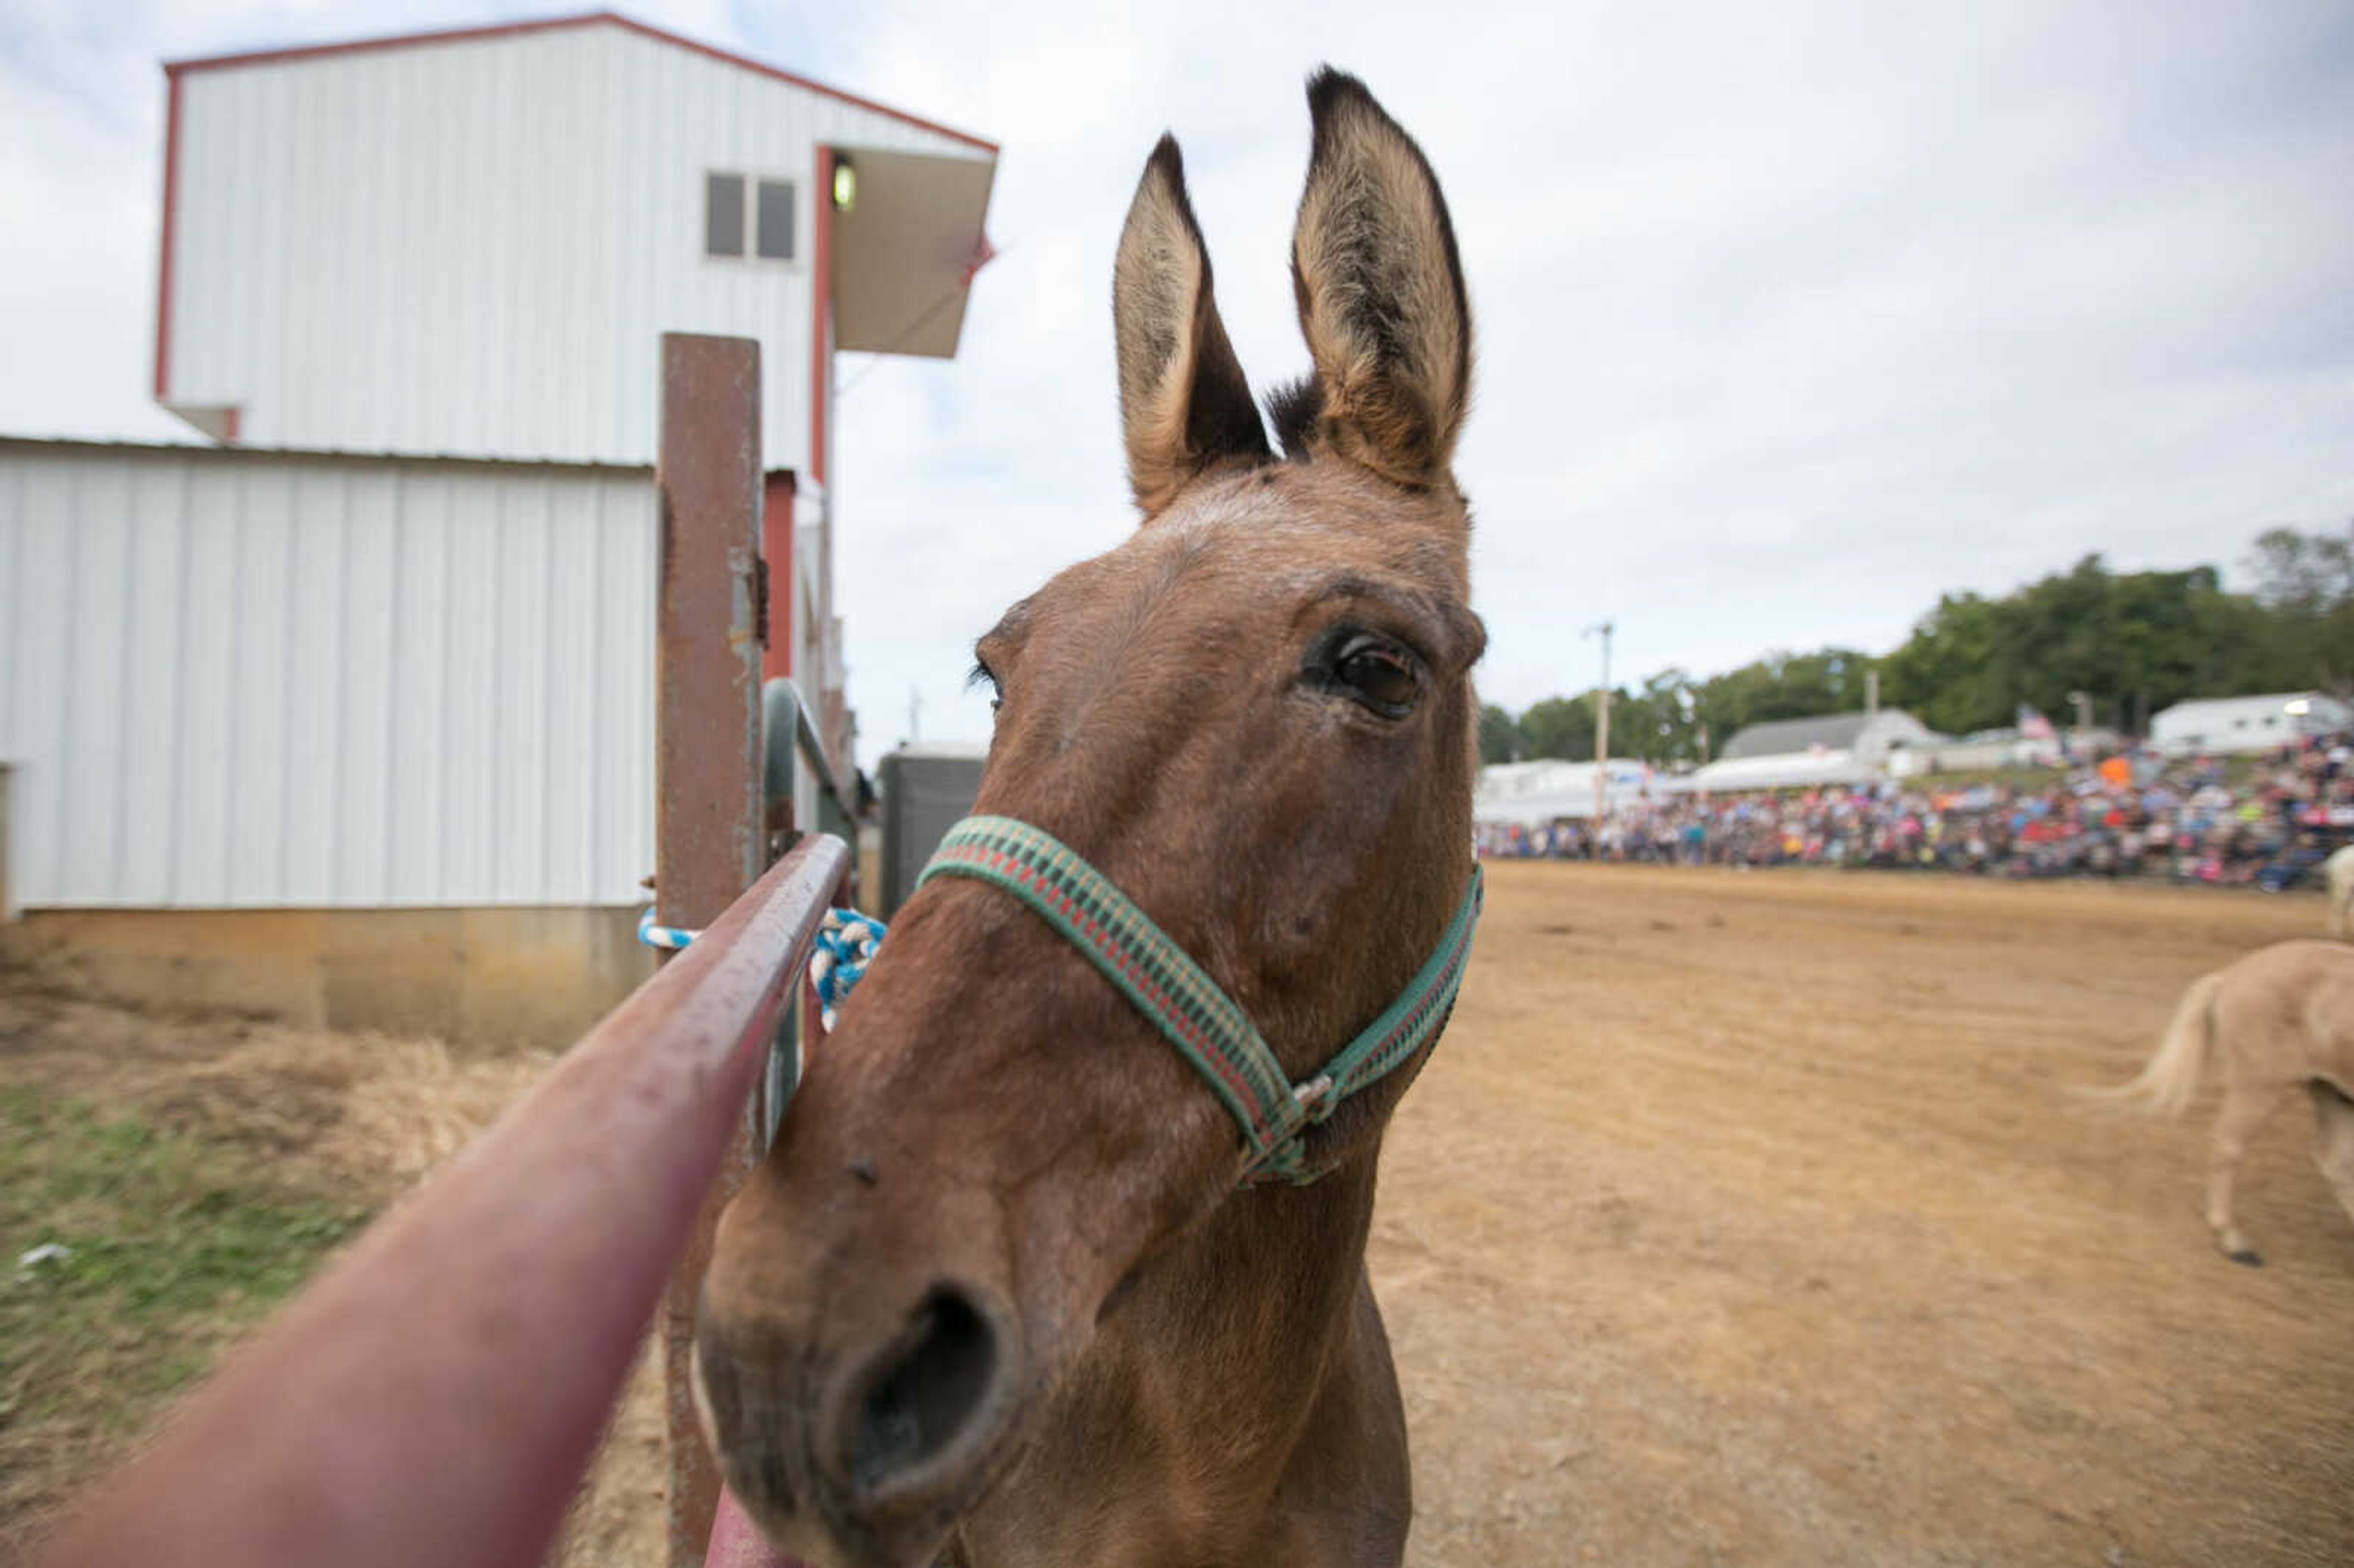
[850, 1287, 999, 1494]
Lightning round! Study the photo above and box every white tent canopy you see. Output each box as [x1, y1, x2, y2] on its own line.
[1475, 760, 1672, 824]
[1474, 750, 1883, 825]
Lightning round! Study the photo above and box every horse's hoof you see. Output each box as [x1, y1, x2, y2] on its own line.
[2226, 1248, 2264, 1268]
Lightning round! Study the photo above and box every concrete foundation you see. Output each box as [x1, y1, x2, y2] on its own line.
[4, 905, 653, 1049]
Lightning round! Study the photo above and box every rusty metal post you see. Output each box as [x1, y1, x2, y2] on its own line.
[657, 332, 767, 1568]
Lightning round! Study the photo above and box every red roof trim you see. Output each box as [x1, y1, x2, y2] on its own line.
[162, 10, 998, 154]
[164, 13, 610, 74]
[810, 146, 834, 490]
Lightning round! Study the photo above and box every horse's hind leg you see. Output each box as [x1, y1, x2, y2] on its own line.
[2307, 1083, 2354, 1239]
[2207, 1081, 2293, 1266]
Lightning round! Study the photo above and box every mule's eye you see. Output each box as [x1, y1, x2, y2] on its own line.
[1328, 634, 1420, 718]
[967, 659, 1002, 714]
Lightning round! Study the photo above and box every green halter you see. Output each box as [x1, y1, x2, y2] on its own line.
[918, 815, 1482, 1186]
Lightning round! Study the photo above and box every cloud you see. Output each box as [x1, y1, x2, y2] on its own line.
[822, 0, 2354, 750]
[6, 0, 2352, 767]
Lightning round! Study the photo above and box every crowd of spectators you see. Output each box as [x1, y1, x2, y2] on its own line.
[1476, 736, 2354, 888]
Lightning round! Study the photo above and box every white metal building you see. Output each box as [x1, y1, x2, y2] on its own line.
[0, 16, 996, 1038]
[155, 12, 997, 474]
[0, 439, 655, 908]
[1685, 709, 1941, 791]
[148, 10, 999, 832]
[3, 10, 996, 910]
[2150, 691, 2353, 756]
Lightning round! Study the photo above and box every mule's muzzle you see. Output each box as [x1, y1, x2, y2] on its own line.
[694, 1279, 1021, 1568]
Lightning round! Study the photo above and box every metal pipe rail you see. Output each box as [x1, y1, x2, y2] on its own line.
[36, 832, 848, 1568]
[765, 676, 856, 847]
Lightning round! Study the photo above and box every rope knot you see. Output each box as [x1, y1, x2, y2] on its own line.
[810, 908, 888, 1030]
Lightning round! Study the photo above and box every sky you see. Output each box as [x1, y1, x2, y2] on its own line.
[6, 0, 2353, 768]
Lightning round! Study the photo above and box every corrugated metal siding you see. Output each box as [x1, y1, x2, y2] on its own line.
[164, 22, 989, 471]
[0, 443, 656, 908]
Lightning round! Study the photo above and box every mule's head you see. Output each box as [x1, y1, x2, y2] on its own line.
[696, 70, 1480, 1568]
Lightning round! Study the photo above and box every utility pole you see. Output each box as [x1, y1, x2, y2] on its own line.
[2067, 689, 2092, 759]
[1584, 620, 1613, 826]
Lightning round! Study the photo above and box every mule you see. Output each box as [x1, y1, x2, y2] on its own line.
[2109, 940, 2354, 1265]
[693, 70, 1482, 1568]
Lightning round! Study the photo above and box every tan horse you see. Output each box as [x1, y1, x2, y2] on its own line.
[693, 70, 1480, 1568]
[2111, 940, 2354, 1265]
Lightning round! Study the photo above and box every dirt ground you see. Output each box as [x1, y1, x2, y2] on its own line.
[9, 868, 2354, 1566]
[1379, 864, 2354, 1568]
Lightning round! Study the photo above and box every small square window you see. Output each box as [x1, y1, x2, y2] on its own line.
[756, 179, 796, 261]
[706, 172, 746, 257]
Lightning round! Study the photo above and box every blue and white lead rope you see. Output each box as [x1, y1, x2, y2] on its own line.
[807, 910, 886, 1030]
[635, 907, 701, 951]
[637, 905, 887, 1032]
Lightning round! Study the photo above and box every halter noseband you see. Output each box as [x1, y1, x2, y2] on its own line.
[917, 815, 1482, 1186]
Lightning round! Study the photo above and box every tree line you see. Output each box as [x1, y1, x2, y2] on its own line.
[1480, 523, 2354, 767]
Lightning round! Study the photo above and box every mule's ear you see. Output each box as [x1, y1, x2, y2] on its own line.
[1113, 135, 1271, 516]
[1288, 69, 1472, 486]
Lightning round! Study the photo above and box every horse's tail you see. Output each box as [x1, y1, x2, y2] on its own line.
[2101, 970, 2224, 1116]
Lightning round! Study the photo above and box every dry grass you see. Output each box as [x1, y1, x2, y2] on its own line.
[0, 951, 663, 1563]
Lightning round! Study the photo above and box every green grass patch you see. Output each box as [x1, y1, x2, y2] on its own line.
[0, 1084, 369, 1434]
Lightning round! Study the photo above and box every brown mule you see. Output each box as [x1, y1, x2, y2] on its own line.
[2108, 940, 2354, 1265]
[693, 69, 1481, 1568]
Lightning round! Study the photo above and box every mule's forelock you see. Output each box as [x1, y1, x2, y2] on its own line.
[1265, 375, 1323, 462]
[1288, 67, 1473, 487]
[1113, 135, 1271, 517]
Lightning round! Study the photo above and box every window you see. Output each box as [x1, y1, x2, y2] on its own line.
[756, 179, 796, 260]
[704, 172, 796, 262]
[705, 173, 745, 257]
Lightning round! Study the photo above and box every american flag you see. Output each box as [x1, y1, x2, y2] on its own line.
[2017, 704, 2057, 742]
